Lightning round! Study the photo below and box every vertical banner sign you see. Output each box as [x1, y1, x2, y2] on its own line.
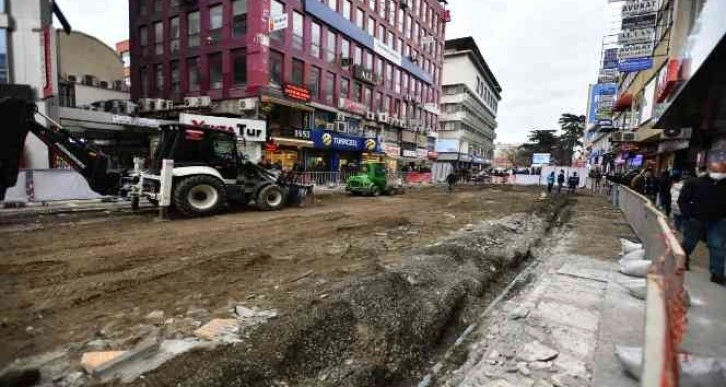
[602, 48, 619, 69]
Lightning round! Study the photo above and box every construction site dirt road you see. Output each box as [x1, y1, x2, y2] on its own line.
[1, 185, 581, 386]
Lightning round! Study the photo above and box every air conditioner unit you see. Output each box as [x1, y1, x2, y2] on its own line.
[198, 96, 212, 107]
[335, 121, 347, 132]
[238, 98, 257, 111]
[66, 73, 78, 83]
[137, 98, 152, 111]
[366, 111, 375, 120]
[377, 112, 389, 123]
[662, 127, 693, 140]
[622, 132, 636, 141]
[125, 101, 140, 116]
[153, 99, 166, 110]
[184, 97, 199, 107]
[325, 123, 335, 131]
[82, 75, 96, 86]
[336, 113, 346, 121]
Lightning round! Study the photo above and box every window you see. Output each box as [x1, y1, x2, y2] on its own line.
[233, 0, 247, 36]
[343, 0, 352, 20]
[326, 30, 336, 64]
[341, 38, 350, 62]
[325, 72, 335, 105]
[368, 16, 375, 36]
[270, 0, 284, 41]
[310, 66, 321, 98]
[292, 59, 304, 85]
[378, 0, 385, 17]
[387, 0, 395, 24]
[369, 0, 375, 11]
[154, 22, 163, 55]
[140, 66, 149, 96]
[209, 5, 223, 43]
[153, 0, 162, 13]
[413, 23, 419, 43]
[139, 0, 147, 16]
[375, 57, 382, 76]
[341, 77, 350, 98]
[354, 46, 362, 65]
[353, 82, 362, 101]
[270, 50, 283, 85]
[187, 11, 200, 48]
[170, 17, 180, 53]
[375, 92, 382, 111]
[364, 86, 372, 108]
[394, 69, 400, 93]
[387, 31, 394, 47]
[185, 58, 198, 91]
[383, 95, 391, 112]
[328, 0, 337, 10]
[406, 15, 412, 39]
[397, 7, 404, 31]
[356, 8, 365, 29]
[155, 64, 164, 96]
[139, 26, 148, 55]
[365, 50, 373, 69]
[398, 38, 403, 54]
[209, 53, 222, 89]
[377, 24, 385, 40]
[311, 22, 321, 58]
[386, 62, 393, 89]
[293, 12, 304, 50]
[171, 60, 180, 95]
[233, 49, 247, 85]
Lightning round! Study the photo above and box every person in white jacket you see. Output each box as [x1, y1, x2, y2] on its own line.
[670, 173, 685, 232]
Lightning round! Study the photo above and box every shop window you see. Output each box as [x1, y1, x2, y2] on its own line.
[325, 72, 335, 105]
[341, 77, 350, 98]
[311, 22, 321, 58]
[209, 53, 222, 89]
[270, 50, 283, 85]
[233, 49, 247, 85]
[187, 11, 200, 48]
[209, 5, 223, 43]
[292, 59, 304, 85]
[326, 31, 336, 64]
[270, 0, 284, 41]
[310, 66, 321, 98]
[170, 17, 180, 54]
[233, 0, 248, 36]
[187, 57, 200, 92]
[293, 11, 304, 50]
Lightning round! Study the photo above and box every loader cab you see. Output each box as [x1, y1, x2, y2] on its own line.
[152, 125, 240, 180]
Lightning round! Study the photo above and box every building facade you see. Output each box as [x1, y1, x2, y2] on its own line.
[438, 37, 501, 167]
[116, 39, 131, 86]
[129, 0, 448, 171]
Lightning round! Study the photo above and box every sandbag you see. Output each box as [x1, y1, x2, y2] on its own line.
[619, 248, 645, 263]
[620, 238, 643, 255]
[620, 260, 652, 277]
[615, 346, 726, 386]
[622, 280, 647, 300]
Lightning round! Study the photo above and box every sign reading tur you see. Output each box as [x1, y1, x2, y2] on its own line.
[179, 113, 267, 142]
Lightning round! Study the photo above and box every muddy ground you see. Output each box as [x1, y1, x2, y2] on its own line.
[1, 185, 547, 370]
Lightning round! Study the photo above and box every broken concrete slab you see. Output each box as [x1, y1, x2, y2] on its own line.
[509, 306, 530, 320]
[193, 319, 240, 343]
[549, 324, 596, 358]
[534, 301, 599, 332]
[81, 351, 126, 374]
[84, 339, 159, 377]
[517, 341, 559, 363]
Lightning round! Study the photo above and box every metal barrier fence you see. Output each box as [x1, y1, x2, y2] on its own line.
[611, 184, 687, 387]
[287, 171, 434, 187]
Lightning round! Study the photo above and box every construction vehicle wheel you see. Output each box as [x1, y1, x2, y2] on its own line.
[371, 186, 381, 197]
[257, 184, 285, 211]
[147, 198, 159, 207]
[173, 175, 226, 217]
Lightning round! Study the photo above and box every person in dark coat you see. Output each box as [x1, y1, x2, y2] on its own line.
[446, 171, 457, 192]
[638, 169, 658, 202]
[657, 170, 673, 216]
[557, 170, 566, 192]
[678, 150, 726, 281]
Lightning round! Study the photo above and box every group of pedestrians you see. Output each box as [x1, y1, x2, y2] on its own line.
[648, 150, 726, 284]
[545, 170, 580, 194]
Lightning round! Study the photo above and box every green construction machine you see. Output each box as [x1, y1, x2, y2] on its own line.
[345, 161, 404, 196]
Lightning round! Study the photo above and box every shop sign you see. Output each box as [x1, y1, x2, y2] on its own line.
[312, 129, 380, 152]
[618, 42, 654, 60]
[595, 83, 618, 95]
[657, 140, 690, 154]
[622, 12, 657, 30]
[179, 113, 267, 142]
[402, 150, 418, 158]
[353, 65, 382, 85]
[416, 149, 428, 159]
[283, 83, 311, 102]
[427, 151, 438, 159]
[338, 97, 368, 115]
[655, 58, 681, 103]
[112, 115, 161, 128]
[384, 144, 401, 156]
[434, 139, 459, 153]
[619, 57, 653, 72]
[622, 0, 659, 18]
[598, 69, 619, 83]
[269, 14, 288, 32]
[619, 28, 655, 45]
[294, 129, 311, 139]
[373, 37, 402, 66]
[602, 48, 619, 70]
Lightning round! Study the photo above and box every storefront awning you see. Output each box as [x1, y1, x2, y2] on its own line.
[260, 95, 314, 112]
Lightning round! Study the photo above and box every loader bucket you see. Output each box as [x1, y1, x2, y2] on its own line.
[288, 183, 315, 207]
[0, 98, 33, 200]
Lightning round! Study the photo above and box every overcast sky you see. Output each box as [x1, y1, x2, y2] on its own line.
[55, 0, 608, 143]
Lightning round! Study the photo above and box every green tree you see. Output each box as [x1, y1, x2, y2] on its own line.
[558, 113, 586, 165]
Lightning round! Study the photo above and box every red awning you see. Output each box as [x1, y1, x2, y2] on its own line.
[612, 93, 633, 112]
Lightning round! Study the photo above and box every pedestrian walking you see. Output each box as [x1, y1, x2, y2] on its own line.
[557, 170, 565, 192]
[638, 169, 658, 203]
[670, 171, 685, 232]
[657, 170, 673, 216]
[678, 150, 726, 280]
[446, 171, 457, 193]
[567, 172, 579, 193]
[546, 171, 556, 194]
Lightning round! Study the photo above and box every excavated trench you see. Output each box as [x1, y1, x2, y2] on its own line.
[117, 197, 572, 387]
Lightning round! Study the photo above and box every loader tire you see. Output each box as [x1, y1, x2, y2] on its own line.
[173, 175, 226, 217]
[257, 184, 286, 211]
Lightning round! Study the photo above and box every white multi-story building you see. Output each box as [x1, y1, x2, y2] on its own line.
[438, 37, 502, 165]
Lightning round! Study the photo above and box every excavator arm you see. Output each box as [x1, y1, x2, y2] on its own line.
[0, 97, 120, 200]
